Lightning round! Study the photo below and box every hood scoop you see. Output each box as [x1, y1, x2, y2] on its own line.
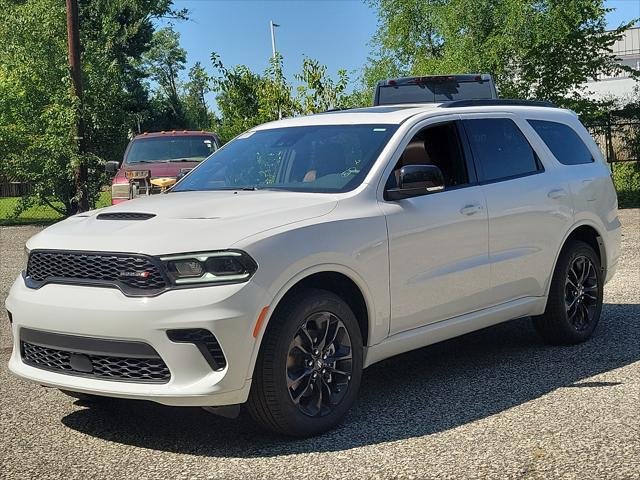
[96, 212, 156, 221]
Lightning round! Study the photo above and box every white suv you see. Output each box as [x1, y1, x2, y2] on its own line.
[6, 100, 621, 437]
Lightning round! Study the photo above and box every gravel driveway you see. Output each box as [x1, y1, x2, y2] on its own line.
[1, 210, 638, 479]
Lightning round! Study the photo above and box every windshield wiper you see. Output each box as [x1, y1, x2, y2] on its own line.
[168, 158, 198, 162]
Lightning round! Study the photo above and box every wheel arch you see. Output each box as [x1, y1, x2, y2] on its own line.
[245, 265, 377, 382]
[546, 221, 606, 297]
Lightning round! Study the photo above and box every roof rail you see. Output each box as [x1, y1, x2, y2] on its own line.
[440, 99, 556, 109]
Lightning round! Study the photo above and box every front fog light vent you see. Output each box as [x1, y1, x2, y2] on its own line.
[167, 329, 227, 371]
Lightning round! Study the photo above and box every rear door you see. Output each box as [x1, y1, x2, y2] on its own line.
[460, 114, 574, 304]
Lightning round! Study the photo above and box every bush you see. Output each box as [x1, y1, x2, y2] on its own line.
[612, 162, 640, 208]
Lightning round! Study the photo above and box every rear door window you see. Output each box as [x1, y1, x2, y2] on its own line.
[528, 120, 594, 165]
[463, 118, 540, 182]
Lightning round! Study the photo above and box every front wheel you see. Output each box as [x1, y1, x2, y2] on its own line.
[248, 289, 363, 437]
[533, 240, 603, 345]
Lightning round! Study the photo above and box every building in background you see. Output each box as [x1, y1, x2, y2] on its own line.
[584, 26, 639, 102]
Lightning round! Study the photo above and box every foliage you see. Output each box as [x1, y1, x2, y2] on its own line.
[0, 0, 185, 216]
[295, 58, 349, 114]
[612, 162, 640, 208]
[210, 53, 356, 142]
[184, 62, 213, 129]
[364, 0, 639, 110]
[142, 26, 187, 120]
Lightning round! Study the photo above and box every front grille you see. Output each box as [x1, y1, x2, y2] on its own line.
[26, 250, 167, 295]
[21, 342, 171, 383]
[167, 328, 227, 371]
[96, 212, 156, 221]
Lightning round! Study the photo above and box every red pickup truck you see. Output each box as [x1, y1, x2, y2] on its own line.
[107, 130, 221, 205]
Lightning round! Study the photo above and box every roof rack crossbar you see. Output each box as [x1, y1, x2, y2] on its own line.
[439, 99, 556, 109]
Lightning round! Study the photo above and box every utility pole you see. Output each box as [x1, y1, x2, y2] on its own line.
[66, 0, 89, 212]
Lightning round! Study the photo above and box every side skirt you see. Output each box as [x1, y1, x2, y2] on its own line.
[363, 296, 547, 368]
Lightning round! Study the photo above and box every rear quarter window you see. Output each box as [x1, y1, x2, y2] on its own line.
[528, 120, 594, 165]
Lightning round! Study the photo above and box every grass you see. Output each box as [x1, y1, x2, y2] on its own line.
[0, 191, 112, 226]
[612, 161, 640, 209]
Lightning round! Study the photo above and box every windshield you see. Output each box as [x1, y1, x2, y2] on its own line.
[125, 136, 218, 164]
[172, 124, 398, 193]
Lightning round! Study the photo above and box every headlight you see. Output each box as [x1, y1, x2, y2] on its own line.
[159, 251, 257, 286]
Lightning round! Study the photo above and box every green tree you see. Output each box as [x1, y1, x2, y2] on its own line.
[143, 26, 187, 122]
[295, 58, 350, 114]
[210, 52, 266, 142]
[184, 62, 213, 129]
[210, 52, 355, 142]
[0, 0, 184, 216]
[365, 0, 639, 107]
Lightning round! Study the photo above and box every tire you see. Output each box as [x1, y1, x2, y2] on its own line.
[533, 240, 603, 345]
[248, 288, 363, 437]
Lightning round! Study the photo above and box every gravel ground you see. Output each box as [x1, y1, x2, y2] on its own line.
[1, 210, 638, 480]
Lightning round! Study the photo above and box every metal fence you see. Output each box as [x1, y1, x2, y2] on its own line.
[0, 179, 112, 226]
[585, 113, 640, 208]
[585, 119, 640, 164]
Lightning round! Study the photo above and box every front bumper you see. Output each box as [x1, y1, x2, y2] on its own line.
[5, 276, 270, 406]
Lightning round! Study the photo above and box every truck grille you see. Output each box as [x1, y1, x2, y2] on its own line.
[26, 250, 167, 296]
[21, 342, 171, 383]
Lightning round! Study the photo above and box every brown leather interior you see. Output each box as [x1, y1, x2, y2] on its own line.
[389, 123, 468, 189]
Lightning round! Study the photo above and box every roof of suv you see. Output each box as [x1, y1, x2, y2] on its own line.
[253, 100, 570, 130]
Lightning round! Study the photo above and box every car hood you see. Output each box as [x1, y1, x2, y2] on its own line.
[27, 191, 338, 255]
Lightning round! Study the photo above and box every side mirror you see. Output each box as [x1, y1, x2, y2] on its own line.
[386, 164, 445, 201]
[105, 161, 120, 174]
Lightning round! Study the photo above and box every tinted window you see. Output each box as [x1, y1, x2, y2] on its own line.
[528, 120, 594, 165]
[387, 122, 469, 190]
[464, 118, 539, 182]
[377, 81, 494, 105]
[172, 125, 397, 193]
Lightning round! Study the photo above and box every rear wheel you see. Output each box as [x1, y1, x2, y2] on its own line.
[533, 240, 603, 344]
[248, 288, 363, 437]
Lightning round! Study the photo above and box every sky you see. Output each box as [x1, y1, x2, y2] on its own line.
[163, 0, 640, 107]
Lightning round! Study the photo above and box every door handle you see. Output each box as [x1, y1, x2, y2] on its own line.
[547, 188, 568, 199]
[459, 204, 483, 216]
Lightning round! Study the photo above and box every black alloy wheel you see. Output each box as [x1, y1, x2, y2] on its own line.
[286, 311, 353, 417]
[533, 240, 603, 345]
[248, 288, 363, 437]
[565, 255, 599, 332]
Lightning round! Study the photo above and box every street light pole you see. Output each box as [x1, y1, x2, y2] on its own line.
[269, 20, 282, 119]
[270, 20, 279, 59]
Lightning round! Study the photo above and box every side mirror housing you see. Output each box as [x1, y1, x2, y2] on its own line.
[105, 161, 120, 174]
[386, 164, 445, 201]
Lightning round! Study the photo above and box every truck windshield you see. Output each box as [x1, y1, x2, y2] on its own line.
[172, 124, 398, 193]
[377, 81, 494, 105]
[125, 136, 217, 164]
